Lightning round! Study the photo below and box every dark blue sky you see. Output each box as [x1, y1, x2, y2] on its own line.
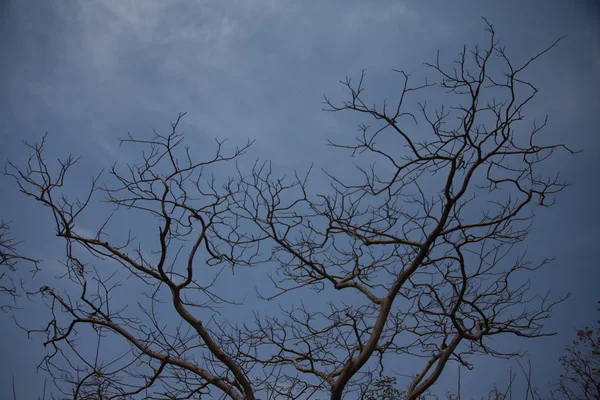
[1, 1, 599, 398]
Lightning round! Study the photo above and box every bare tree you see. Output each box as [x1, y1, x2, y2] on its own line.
[0, 220, 38, 310]
[0, 221, 19, 300]
[553, 301, 600, 400]
[5, 20, 576, 400]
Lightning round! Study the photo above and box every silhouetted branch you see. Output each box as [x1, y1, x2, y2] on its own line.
[4, 21, 576, 400]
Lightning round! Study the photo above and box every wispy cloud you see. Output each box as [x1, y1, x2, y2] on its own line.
[9, 1, 427, 171]
[340, 1, 417, 32]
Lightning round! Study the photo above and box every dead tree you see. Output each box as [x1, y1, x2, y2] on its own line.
[0, 221, 19, 301]
[5, 20, 575, 400]
[553, 301, 600, 400]
[226, 19, 574, 400]
[0, 220, 38, 310]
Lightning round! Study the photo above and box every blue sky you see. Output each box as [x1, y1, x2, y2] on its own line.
[1, 0, 599, 398]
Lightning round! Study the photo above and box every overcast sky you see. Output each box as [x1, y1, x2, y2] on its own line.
[1, 1, 599, 399]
